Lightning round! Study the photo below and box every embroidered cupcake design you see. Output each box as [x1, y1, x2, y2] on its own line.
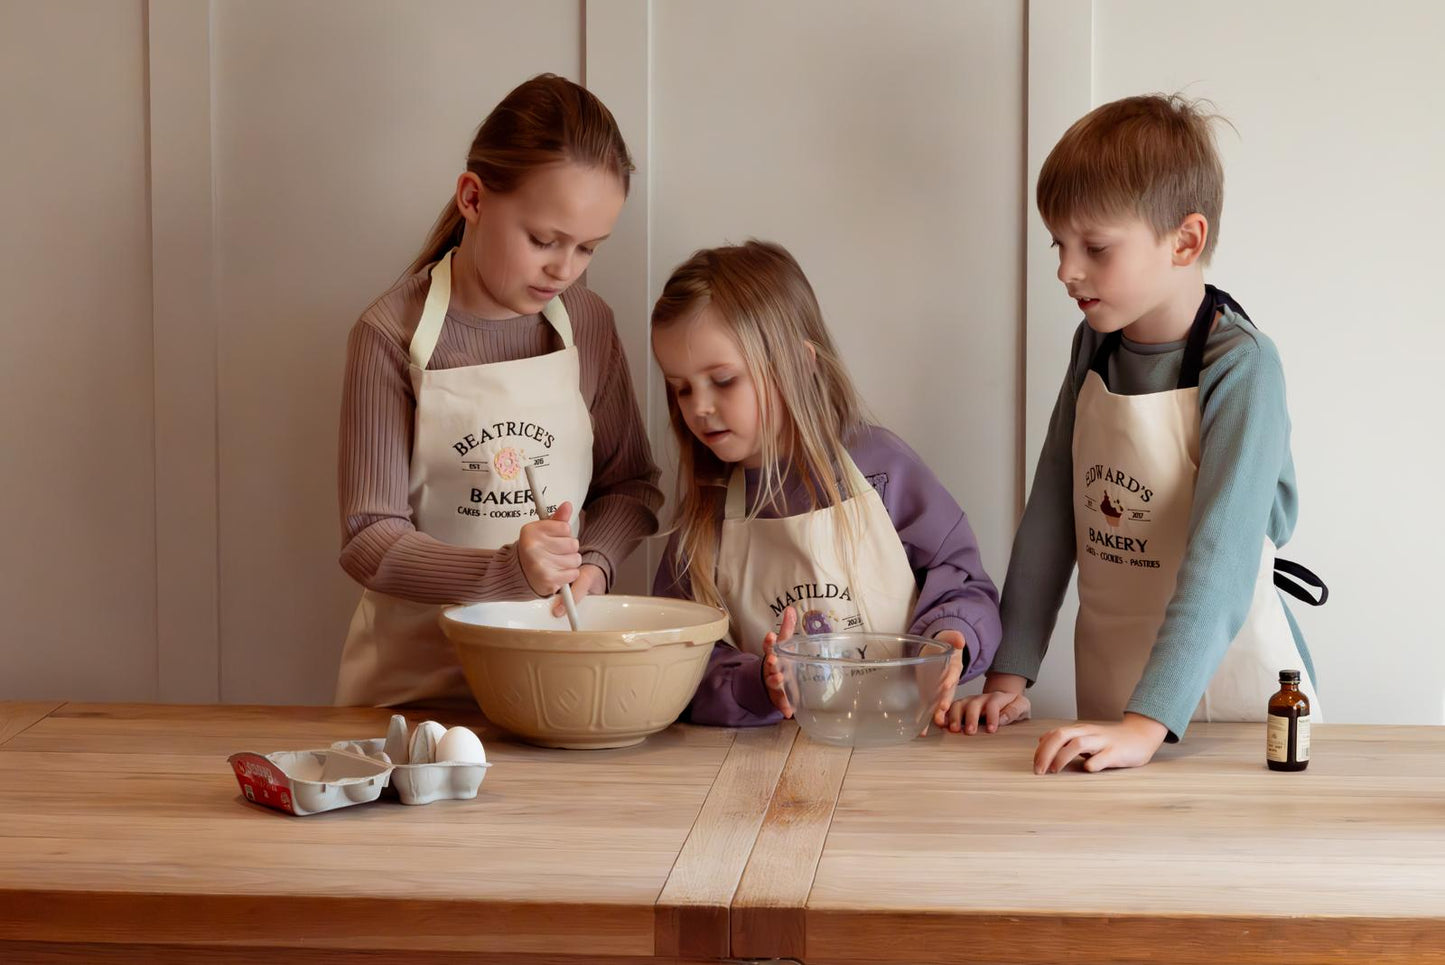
[1099, 491, 1124, 529]
[493, 447, 523, 481]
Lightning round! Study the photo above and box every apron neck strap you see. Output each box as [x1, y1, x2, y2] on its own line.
[409, 250, 454, 369]
[409, 249, 576, 369]
[1087, 284, 1249, 391]
[724, 450, 872, 520]
[542, 294, 575, 349]
[1178, 284, 1249, 389]
[725, 465, 748, 520]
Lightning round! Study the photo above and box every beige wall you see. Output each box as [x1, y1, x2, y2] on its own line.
[3, 1, 1441, 724]
[1, 0, 1030, 707]
[1, 0, 157, 699]
[645, 0, 1034, 706]
[208, 0, 582, 702]
[0, 0, 583, 704]
[649, 0, 1025, 578]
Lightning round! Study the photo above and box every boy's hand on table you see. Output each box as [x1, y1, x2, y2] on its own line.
[1033, 713, 1168, 774]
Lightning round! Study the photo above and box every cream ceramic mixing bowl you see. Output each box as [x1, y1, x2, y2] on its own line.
[440, 595, 728, 749]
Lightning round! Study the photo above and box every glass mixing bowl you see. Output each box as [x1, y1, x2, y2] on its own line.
[773, 632, 954, 747]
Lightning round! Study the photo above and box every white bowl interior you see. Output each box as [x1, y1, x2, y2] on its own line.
[446, 595, 722, 634]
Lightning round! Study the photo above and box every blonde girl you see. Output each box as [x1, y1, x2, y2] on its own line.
[650, 240, 1000, 726]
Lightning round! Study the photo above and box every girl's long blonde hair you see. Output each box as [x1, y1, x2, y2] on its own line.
[653, 241, 869, 611]
[405, 73, 633, 276]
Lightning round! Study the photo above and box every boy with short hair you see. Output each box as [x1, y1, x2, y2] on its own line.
[949, 94, 1325, 773]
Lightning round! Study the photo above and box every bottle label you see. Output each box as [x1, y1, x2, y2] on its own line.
[1267, 714, 1310, 763]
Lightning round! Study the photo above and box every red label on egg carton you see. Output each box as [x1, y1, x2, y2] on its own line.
[228, 752, 298, 815]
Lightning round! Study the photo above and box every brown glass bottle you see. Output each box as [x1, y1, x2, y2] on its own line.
[1266, 670, 1310, 771]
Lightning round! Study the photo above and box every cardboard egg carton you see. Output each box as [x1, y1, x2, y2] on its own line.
[228, 714, 492, 816]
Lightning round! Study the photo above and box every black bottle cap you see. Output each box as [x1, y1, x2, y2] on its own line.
[1279, 669, 1301, 683]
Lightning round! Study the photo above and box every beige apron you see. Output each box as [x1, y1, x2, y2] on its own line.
[335, 249, 594, 706]
[715, 453, 918, 653]
[1072, 287, 1321, 723]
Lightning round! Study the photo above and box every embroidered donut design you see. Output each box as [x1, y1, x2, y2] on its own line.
[493, 447, 523, 481]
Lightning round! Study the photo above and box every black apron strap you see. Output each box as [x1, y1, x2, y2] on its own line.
[1209, 284, 1251, 323]
[1274, 557, 1329, 607]
[1087, 285, 1249, 391]
[1178, 284, 1244, 389]
[1087, 330, 1122, 386]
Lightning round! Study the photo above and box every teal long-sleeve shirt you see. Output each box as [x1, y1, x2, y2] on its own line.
[990, 304, 1316, 740]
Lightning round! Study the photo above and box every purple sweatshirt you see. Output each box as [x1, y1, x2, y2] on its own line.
[653, 425, 1001, 726]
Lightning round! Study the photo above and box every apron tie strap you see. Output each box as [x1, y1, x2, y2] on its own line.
[1274, 557, 1329, 607]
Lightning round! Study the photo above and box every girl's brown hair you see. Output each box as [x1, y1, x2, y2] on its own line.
[406, 73, 634, 275]
[652, 241, 868, 611]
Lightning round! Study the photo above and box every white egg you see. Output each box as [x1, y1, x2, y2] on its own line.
[408, 720, 447, 765]
[435, 725, 487, 764]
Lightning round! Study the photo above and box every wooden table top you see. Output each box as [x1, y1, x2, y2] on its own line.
[0, 701, 791, 964]
[2, 702, 1442, 964]
[736, 718, 1445, 964]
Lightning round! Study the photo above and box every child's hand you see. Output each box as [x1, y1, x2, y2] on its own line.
[759, 606, 797, 719]
[550, 563, 606, 618]
[1033, 713, 1168, 774]
[924, 630, 969, 734]
[518, 502, 581, 598]
[947, 672, 1032, 734]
